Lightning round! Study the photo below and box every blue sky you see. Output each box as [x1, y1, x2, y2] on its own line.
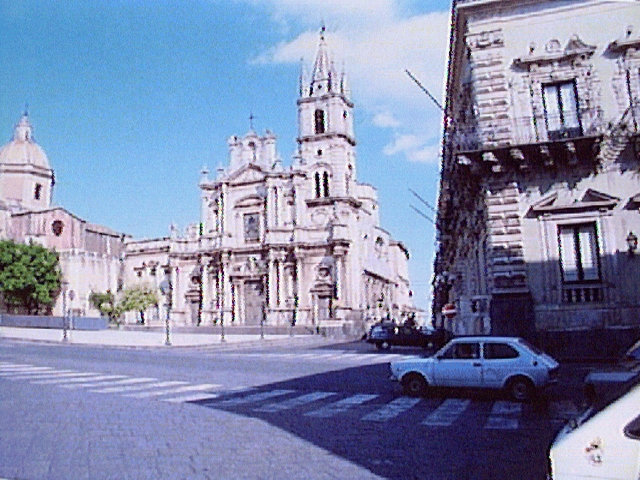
[0, 0, 452, 314]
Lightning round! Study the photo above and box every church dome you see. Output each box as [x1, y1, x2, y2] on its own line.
[0, 114, 51, 170]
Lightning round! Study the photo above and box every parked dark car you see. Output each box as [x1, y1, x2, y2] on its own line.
[584, 338, 640, 403]
[366, 323, 452, 351]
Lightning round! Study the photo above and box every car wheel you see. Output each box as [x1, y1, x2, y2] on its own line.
[378, 341, 391, 350]
[402, 373, 428, 397]
[507, 377, 535, 402]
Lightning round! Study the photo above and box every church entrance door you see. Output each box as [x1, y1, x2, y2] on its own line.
[317, 296, 332, 322]
[244, 281, 264, 325]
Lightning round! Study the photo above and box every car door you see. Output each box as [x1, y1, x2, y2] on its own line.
[482, 341, 522, 388]
[433, 341, 483, 388]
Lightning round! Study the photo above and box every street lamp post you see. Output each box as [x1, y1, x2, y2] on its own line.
[159, 276, 172, 347]
[61, 281, 69, 342]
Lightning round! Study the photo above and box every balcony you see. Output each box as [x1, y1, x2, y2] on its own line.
[562, 284, 603, 304]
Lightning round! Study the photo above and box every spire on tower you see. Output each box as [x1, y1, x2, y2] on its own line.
[310, 25, 331, 93]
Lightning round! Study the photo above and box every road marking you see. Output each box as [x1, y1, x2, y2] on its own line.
[484, 401, 522, 430]
[255, 391, 337, 413]
[60, 375, 130, 388]
[421, 399, 471, 426]
[0, 366, 53, 375]
[1, 369, 59, 378]
[217, 389, 295, 406]
[87, 378, 157, 392]
[549, 400, 580, 421]
[125, 383, 221, 399]
[33, 373, 110, 384]
[0, 363, 37, 370]
[163, 393, 220, 403]
[91, 380, 186, 394]
[304, 394, 378, 418]
[362, 397, 421, 422]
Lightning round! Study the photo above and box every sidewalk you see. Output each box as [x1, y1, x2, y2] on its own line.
[0, 326, 346, 349]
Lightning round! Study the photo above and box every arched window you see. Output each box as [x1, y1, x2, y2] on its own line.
[314, 109, 325, 134]
[314, 172, 321, 198]
[322, 172, 330, 197]
[34, 183, 42, 200]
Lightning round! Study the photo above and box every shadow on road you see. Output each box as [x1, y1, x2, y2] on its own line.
[191, 362, 578, 480]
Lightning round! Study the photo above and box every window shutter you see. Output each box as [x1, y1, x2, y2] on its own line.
[544, 84, 562, 132]
[559, 228, 579, 282]
[578, 225, 599, 281]
[560, 82, 580, 129]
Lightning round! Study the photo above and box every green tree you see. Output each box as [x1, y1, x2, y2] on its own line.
[88, 290, 121, 324]
[0, 240, 62, 314]
[120, 284, 159, 319]
[90, 284, 158, 326]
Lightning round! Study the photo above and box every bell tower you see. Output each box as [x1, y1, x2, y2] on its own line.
[297, 27, 356, 199]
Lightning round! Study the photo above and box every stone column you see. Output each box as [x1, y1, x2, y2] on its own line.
[200, 259, 210, 325]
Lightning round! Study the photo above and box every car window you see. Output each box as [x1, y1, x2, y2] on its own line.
[440, 342, 480, 360]
[484, 343, 520, 360]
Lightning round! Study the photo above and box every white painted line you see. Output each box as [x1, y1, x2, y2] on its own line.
[305, 394, 378, 418]
[124, 383, 219, 399]
[0, 364, 36, 370]
[255, 391, 337, 413]
[60, 375, 130, 388]
[87, 378, 157, 392]
[91, 380, 181, 394]
[484, 401, 522, 430]
[217, 389, 295, 406]
[3, 370, 75, 380]
[549, 400, 579, 421]
[32, 373, 105, 384]
[0, 367, 53, 375]
[421, 399, 470, 426]
[362, 397, 421, 422]
[163, 393, 220, 403]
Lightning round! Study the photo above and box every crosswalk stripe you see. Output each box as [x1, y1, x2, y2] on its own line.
[124, 383, 220, 399]
[0, 364, 37, 370]
[163, 393, 220, 403]
[305, 394, 378, 418]
[422, 399, 470, 426]
[255, 391, 337, 413]
[484, 401, 522, 430]
[1, 369, 57, 378]
[549, 400, 579, 421]
[217, 389, 295, 406]
[0, 366, 53, 375]
[60, 375, 130, 388]
[2, 369, 77, 380]
[87, 378, 157, 392]
[32, 373, 107, 384]
[90, 380, 180, 394]
[362, 397, 421, 422]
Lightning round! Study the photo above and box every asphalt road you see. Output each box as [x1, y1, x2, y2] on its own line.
[0, 339, 591, 480]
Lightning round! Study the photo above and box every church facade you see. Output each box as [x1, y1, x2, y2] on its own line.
[124, 33, 413, 331]
[0, 114, 125, 317]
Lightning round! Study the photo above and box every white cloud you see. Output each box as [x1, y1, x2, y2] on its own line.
[383, 134, 441, 164]
[372, 110, 400, 128]
[244, 0, 451, 163]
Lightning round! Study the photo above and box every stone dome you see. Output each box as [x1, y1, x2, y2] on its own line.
[0, 114, 51, 170]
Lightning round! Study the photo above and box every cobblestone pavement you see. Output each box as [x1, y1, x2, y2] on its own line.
[0, 341, 592, 480]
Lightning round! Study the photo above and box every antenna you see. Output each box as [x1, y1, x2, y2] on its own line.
[405, 69, 444, 112]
